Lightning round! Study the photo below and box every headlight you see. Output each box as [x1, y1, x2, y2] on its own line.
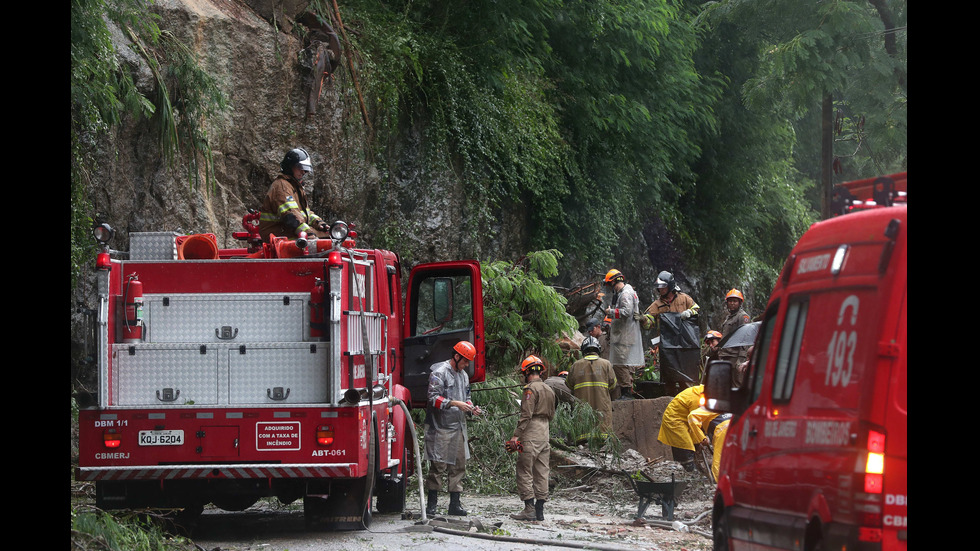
[93, 223, 115, 245]
[330, 221, 349, 241]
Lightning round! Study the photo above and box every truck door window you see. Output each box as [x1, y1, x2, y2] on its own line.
[772, 299, 809, 403]
[412, 274, 473, 336]
[749, 302, 778, 403]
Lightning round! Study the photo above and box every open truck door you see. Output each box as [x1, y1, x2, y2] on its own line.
[402, 261, 485, 408]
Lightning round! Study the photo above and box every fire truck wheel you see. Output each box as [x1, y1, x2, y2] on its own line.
[712, 503, 731, 551]
[376, 422, 409, 513]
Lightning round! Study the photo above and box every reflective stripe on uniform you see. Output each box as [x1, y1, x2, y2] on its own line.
[571, 381, 610, 390]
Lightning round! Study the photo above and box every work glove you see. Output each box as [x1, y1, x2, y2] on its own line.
[680, 309, 693, 320]
[632, 311, 645, 321]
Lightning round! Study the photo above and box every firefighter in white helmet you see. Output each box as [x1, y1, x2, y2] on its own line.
[565, 336, 617, 441]
[508, 355, 556, 522]
[258, 148, 331, 242]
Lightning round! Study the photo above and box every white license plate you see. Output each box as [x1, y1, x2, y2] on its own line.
[138, 430, 185, 446]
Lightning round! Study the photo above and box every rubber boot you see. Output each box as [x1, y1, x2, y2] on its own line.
[448, 492, 468, 516]
[425, 490, 438, 516]
[534, 499, 546, 521]
[509, 499, 536, 521]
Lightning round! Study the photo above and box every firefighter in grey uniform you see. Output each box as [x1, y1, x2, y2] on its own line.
[596, 269, 645, 400]
[508, 355, 557, 521]
[424, 340, 481, 516]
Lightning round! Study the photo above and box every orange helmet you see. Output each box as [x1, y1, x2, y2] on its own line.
[520, 355, 545, 375]
[453, 340, 477, 361]
[725, 288, 745, 302]
[604, 269, 624, 284]
[705, 330, 723, 342]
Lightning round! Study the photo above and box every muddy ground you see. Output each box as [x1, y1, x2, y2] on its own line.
[188, 447, 716, 551]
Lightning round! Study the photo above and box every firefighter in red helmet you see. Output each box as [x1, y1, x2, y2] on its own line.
[423, 340, 481, 516]
[508, 355, 556, 522]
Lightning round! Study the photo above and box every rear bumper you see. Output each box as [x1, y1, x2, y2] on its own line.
[75, 462, 359, 482]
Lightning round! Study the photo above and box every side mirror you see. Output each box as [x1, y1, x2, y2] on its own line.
[704, 360, 735, 413]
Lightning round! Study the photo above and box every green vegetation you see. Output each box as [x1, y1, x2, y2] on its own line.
[71, 507, 195, 551]
[481, 250, 578, 375]
[333, 0, 904, 301]
[70, 0, 227, 289]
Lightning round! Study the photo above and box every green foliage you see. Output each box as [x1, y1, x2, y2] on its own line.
[462, 375, 618, 493]
[70, 508, 195, 551]
[71, 0, 228, 289]
[481, 250, 578, 374]
[702, 0, 907, 180]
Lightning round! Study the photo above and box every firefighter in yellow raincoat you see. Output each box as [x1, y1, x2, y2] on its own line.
[687, 407, 731, 481]
[656, 384, 704, 471]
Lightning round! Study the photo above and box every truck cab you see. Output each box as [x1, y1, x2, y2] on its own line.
[704, 173, 907, 551]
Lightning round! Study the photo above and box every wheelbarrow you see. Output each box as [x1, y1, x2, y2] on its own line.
[626, 471, 688, 521]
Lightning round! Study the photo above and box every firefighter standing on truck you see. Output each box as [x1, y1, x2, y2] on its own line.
[258, 147, 330, 242]
[424, 340, 481, 517]
[508, 355, 556, 522]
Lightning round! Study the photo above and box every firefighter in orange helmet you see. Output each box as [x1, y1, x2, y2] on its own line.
[508, 355, 556, 521]
[258, 148, 331, 242]
[701, 330, 723, 381]
[424, 340, 481, 516]
[718, 288, 751, 383]
[594, 269, 644, 400]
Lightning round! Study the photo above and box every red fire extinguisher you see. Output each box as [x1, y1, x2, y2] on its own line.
[310, 277, 326, 341]
[123, 274, 144, 342]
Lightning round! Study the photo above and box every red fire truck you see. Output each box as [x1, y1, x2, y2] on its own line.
[74, 219, 485, 529]
[704, 172, 907, 551]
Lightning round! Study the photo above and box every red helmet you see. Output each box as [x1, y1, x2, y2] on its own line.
[520, 355, 545, 375]
[453, 340, 477, 361]
[725, 288, 744, 302]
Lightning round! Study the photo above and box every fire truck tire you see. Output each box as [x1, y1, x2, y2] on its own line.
[305, 422, 376, 530]
[712, 502, 731, 551]
[376, 422, 410, 513]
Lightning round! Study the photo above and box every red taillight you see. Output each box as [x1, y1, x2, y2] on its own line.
[328, 251, 342, 267]
[316, 425, 334, 446]
[103, 430, 121, 448]
[859, 526, 883, 542]
[864, 429, 886, 493]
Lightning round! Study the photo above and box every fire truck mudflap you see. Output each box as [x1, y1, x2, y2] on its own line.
[75, 222, 485, 530]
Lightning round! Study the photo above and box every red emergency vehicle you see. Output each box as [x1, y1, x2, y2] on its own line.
[704, 172, 907, 551]
[74, 220, 485, 529]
